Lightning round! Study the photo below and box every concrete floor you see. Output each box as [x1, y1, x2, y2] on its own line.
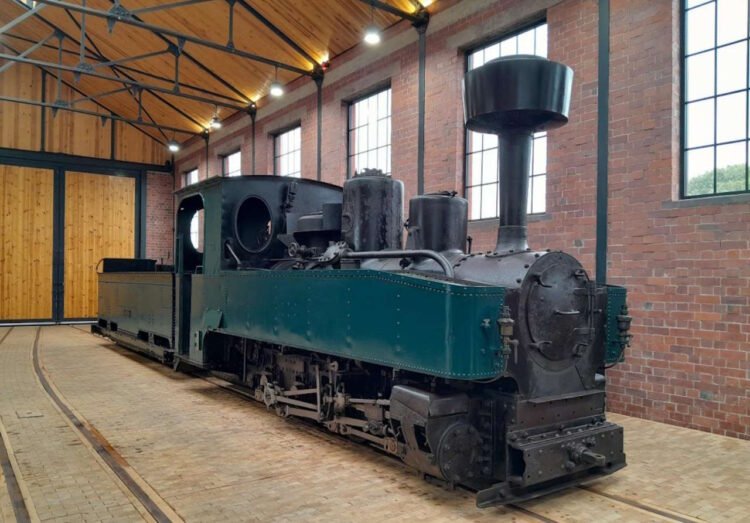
[0, 326, 748, 523]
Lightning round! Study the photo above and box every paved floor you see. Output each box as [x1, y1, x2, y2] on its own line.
[0, 326, 748, 522]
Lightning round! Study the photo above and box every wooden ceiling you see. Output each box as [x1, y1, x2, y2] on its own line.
[0, 0, 424, 145]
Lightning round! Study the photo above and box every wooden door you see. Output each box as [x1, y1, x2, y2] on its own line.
[0, 165, 54, 321]
[64, 171, 135, 319]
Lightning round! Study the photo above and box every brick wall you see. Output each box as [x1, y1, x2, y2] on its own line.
[145, 172, 174, 264]
[172, 0, 750, 439]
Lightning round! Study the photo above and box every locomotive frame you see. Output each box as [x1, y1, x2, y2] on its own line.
[92, 55, 632, 507]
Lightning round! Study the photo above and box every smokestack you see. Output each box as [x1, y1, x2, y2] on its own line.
[463, 55, 573, 253]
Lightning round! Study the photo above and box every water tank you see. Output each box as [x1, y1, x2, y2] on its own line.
[407, 192, 468, 252]
[341, 169, 403, 251]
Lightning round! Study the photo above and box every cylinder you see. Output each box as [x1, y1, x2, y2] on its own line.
[341, 169, 404, 251]
[408, 192, 468, 252]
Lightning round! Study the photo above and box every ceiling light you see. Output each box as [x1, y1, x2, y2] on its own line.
[210, 115, 222, 129]
[269, 65, 284, 97]
[364, 25, 381, 45]
[270, 81, 284, 97]
[167, 140, 180, 153]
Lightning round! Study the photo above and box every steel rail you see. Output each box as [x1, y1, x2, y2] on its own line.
[35, 0, 313, 76]
[0, 52, 247, 111]
[32, 327, 174, 523]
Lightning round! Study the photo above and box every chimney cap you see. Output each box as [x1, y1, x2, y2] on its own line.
[463, 55, 573, 135]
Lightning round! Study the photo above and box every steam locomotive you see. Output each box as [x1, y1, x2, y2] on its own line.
[93, 55, 632, 506]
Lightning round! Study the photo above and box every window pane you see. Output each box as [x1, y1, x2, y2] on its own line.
[481, 150, 498, 184]
[465, 23, 548, 218]
[274, 126, 301, 177]
[685, 147, 715, 196]
[535, 25, 548, 58]
[716, 41, 747, 94]
[716, 141, 747, 191]
[500, 38, 516, 56]
[686, 3, 715, 55]
[686, 51, 714, 100]
[348, 88, 392, 175]
[468, 186, 481, 220]
[686, 99, 715, 147]
[484, 43, 500, 63]
[531, 174, 547, 214]
[717, 0, 747, 46]
[469, 130, 483, 152]
[469, 152, 482, 186]
[480, 184, 498, 219]
[533, 134, 547, 174]
[716, 92, 746, 143]
[517, 30, 535, 54]
[185, 168, 198, 186]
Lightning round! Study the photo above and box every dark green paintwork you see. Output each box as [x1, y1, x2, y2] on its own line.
[98, 272, 173, 344]
[187, 269, 507, 380]
[605, 285, 627, 364]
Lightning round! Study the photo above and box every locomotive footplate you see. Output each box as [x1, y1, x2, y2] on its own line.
[477, 421, 625, 507]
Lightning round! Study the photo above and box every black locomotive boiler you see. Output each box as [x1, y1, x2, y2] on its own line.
[94, 55, 632, 507]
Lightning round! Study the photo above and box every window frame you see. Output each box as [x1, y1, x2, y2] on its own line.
[221, 149, 242, 177]
[346, 84, 392, 178]
[680, 0, 750, 199]
[463, 20, 549, 220]
[272, 124, 302, 178]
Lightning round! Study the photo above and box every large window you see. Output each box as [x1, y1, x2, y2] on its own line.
[348, 88, 391, 176]
[466, 23, 548, 219]
[222, 150, 242, 177]
[683, 0, 750, 197]
[274, 126, 301, 178]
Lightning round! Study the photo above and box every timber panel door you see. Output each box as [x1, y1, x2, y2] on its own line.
[64, 171, 135, 319]
[0, 165, 54, 321]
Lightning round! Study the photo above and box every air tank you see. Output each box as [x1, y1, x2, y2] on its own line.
[407, 192, 468, 252]
[341, 169, 404, 251]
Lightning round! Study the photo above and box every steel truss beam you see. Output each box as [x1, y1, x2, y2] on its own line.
[1, 32, 246, 104]
[106, 0, 251, 104]
[59, 10, 205, 133]
[0, 3, 46, 36]
[0, 52, 248, 111]
[0, 32, 54, 74]
[232, 0, 319, 66]
[1, 39, 175, 146]
[0, 95, 197, 135]
[35, 0, 314, 75]
[126, 0, 214, 16]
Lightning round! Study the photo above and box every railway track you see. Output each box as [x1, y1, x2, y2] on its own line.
[28, 326, 181, 523]
[195, 353, 702, 523]
[0, 325, 705, 523]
